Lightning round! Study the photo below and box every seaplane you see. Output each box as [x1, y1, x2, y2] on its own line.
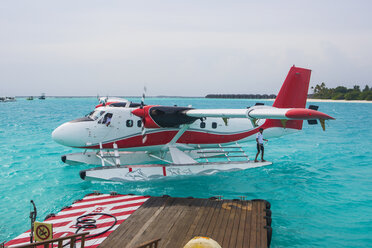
[52, 66, 334, 181]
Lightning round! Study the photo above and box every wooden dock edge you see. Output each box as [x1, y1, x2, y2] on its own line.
[99, 195, 273, 248]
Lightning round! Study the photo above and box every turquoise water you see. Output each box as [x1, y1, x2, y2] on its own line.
[0, 98, 371, 247]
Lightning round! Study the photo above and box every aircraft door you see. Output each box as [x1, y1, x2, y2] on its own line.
[85, 112, 114, 145]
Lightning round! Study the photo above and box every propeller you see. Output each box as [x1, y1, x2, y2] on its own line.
[141, 86, 147, 109]
[140, 87, 147, 143]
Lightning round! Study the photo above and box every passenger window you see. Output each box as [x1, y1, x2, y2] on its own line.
[200, 122, 206, 128]
[99, 113, 113, 125]
[212, 122, 217, 129]
[126, 120, 133, 127]
[137, 120, 142, 127]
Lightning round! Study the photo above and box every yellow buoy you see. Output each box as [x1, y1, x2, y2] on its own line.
[183, 236, 222, 248]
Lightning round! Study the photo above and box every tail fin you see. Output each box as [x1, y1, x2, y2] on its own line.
[265, 66, 311, 130]
[273, 66, 311, 108]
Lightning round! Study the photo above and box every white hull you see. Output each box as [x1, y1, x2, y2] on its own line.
[80, 160, 272, 181]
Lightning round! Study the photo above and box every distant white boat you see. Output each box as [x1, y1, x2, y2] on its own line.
[0, 96, 16, 102]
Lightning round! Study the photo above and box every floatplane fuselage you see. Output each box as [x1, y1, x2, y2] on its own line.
[52, 66, 334, 181]
[52, 105, 298, 151]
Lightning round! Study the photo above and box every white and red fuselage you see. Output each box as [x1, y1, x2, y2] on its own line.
[52, 66, 334, 153]
[52, 105, 298, 151]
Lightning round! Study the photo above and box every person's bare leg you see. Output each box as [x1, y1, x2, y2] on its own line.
[255, 151, 259, 162]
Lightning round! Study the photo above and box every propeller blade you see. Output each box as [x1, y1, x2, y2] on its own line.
[141, 120, 147, 143]
[140, 86, 147, 109]
[140, 86, 147, 142]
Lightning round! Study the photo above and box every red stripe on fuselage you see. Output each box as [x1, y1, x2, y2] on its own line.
[82, 119, 300, 149]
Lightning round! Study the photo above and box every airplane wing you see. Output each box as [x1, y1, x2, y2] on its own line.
[184, 107, 334, 120]
[132, 105, 334, 129]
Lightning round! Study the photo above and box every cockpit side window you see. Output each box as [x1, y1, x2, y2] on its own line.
[99, 113, 113, 125]
[89, 110, 105, 121]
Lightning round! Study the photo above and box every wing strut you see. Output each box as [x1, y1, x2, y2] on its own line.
[162, 124, 198, 164]
[168, 124, 190, 146]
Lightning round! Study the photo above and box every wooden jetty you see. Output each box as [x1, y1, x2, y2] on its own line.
[99, 196, 272, 248]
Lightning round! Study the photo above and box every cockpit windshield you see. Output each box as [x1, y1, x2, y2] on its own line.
[88, 110, 105, 121]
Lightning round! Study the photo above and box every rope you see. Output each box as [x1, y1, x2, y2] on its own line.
[63, 213, 117, 247]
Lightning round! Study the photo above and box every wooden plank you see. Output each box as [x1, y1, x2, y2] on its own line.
[236, 200, 249, 248]
[213, 200, 233, 245]
[164, 198, 209, 247]
[221, 200, 238, 248]
[228, 200, 244, 248]
[208, 200, 227, 244]
[243, 201, 253, 248]
[124, 197, 177, 248]
[204, 200, 223, 238]
[248, 201, 257, 248]
[184, 199, 212, 238]
[99, 197, 166, 248]
[161, 198, 198, 247]
[192, 199, 220, 237]
[137, 197, 187, 247]
[185, 198, 221, 246]
[160, 199, 192, 247]
[259, 201, 268, 248]
[255, 201, 261, 248]
[107, 197, 163, 246]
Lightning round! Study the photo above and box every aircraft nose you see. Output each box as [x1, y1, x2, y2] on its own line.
[52, 123, 68, 145]
[52, 123, 84, 147]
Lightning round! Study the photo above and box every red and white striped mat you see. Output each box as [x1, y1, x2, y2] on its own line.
[5, 193, 149, 248]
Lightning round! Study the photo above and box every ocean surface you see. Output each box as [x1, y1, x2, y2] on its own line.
[0, 97, 371, 247]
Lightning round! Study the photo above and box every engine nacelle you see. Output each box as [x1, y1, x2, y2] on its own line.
[132, 106, 198, 128]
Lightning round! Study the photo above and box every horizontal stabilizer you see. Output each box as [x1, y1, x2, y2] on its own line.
[307, 119, 318, 125]
[308, 105, 319, 111]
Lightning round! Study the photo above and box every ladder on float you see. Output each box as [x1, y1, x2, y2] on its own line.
[197, 142, 250, 162]
[96, 142, 121, 166]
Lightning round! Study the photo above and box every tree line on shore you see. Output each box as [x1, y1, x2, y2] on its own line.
[311, 83, 372, 100]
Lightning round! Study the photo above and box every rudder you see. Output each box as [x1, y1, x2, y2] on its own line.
[265, 66, 312, 130]
[273, 66, 311, 108]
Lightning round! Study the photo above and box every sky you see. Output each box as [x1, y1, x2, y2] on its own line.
[1, 0, 372, 97]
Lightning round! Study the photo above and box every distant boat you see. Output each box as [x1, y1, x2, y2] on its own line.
[39, 93, 46, 100]
[0, 97, 16, 102]
[27, 96, 34, 100]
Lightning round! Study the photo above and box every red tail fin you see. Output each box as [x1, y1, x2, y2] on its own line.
[273, 66, 311, 108]
[264, 66, 311, 130]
